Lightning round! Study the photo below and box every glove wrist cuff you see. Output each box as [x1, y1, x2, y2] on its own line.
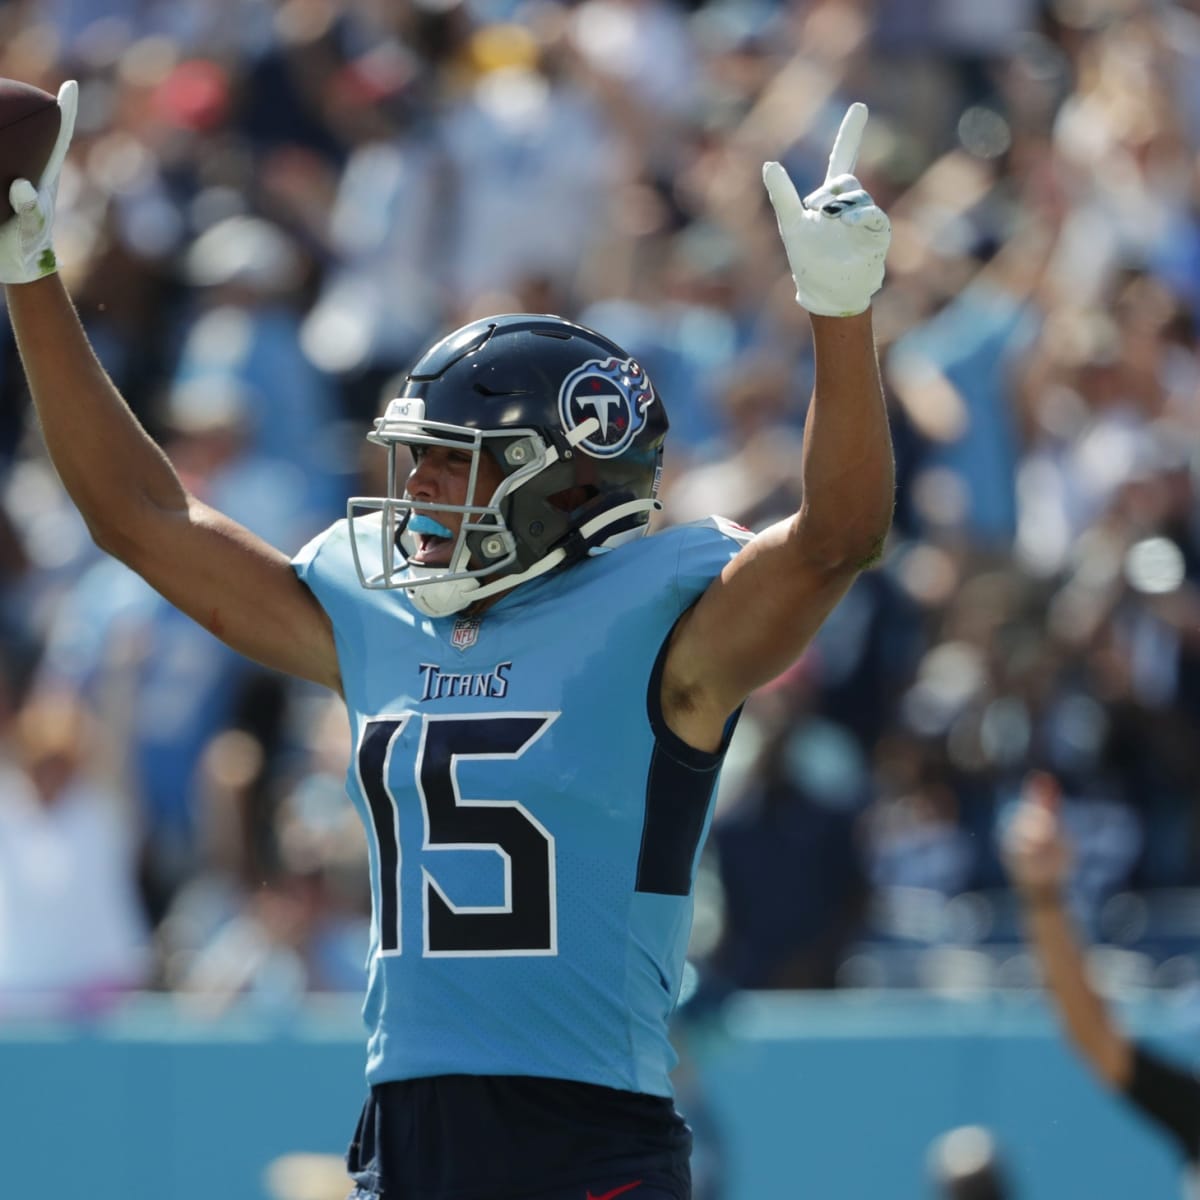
[795, 289, 871, 318]
[0, 245, 59, 286]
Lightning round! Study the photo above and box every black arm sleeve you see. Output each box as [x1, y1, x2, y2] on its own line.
[1124, 1043, 1200, 1164]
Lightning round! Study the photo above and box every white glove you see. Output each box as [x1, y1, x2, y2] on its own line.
[0, 80, 78, 285]
[763, 102, 890, 317]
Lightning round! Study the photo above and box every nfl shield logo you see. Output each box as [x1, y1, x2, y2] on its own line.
[451, 617, 480, 651]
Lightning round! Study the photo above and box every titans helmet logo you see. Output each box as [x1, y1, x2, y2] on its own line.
[557, 356, 656, 459]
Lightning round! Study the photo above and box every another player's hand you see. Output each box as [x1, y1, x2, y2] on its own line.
[1002, 772, 1072, 901]
[763, 103, 890, 317]
[0, 80, 78, 285]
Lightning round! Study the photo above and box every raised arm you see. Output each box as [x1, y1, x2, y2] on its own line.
[1, 82, 340, 693]
[1002, 772, 1133, 1089]
[661, 103, 894, 750]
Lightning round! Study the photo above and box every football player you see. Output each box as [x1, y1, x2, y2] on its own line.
[1, 82, 892, 1200]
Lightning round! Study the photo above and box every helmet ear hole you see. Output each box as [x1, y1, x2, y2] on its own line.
[548, 484, 599, 514]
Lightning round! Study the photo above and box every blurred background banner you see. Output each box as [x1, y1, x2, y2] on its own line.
[0, 991, 1193, 1200]
[4, 0, 1200, 1196]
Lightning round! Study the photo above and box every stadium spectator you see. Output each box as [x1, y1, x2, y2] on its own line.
[1003, 771, 1200, 1195]
[0, 691, 151, 1015]
[927, 1124, 1014, 1200]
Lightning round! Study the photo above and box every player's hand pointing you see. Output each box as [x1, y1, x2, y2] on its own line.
[763, 102, 890, 317]
[1002, 772, 1073, 901]
[0, 79, 78, 284]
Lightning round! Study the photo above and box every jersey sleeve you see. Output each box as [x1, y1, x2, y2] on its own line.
[642, 516, 756, 770]
[292, 521, 340, 580]
[671, 516, 755, 609]
[291, 519, 356, 612]
[290, 519, 373, 670]
[1124, 1042, 1200, 1164]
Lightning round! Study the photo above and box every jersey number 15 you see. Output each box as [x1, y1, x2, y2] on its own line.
[357, 712, 558, 957]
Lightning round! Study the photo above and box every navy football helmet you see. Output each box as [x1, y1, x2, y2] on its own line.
[348, 313, 668, 615]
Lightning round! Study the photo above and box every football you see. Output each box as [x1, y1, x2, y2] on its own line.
[0, 79, 61, 217]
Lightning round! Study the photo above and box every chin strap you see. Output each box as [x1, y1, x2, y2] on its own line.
[403, 568, 480, 617]
[404, 496, 662, 617]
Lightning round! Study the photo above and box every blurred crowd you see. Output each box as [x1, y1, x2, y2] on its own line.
[2, 0, 1200, 1019]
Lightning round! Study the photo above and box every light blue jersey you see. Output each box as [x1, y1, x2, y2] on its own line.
[293, 517, 750, 1097]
